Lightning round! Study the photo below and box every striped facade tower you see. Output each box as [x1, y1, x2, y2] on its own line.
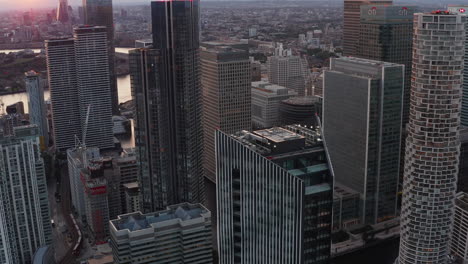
[398, 12, 466, 264]
[45, 38, 82, 151]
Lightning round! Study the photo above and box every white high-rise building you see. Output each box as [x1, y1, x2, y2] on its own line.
[74, 26, 114, 150]
[45, 38, 81, 151]
[67, 146, 100, 219]
[0, 126, 52, 263]
[267, 54, 309, 96]
[398, 12, 466, 264]
[24, 70, 49, 148]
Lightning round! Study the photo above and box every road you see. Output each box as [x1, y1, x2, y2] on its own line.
[47, 157, 78, 264]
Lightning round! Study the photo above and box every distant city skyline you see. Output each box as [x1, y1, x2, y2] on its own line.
[0, 0, 463, 11]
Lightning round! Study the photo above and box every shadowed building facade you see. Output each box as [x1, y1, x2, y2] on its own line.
[130, 0, 204, 212]
[343, 0, 392, 56]
[83, 0, 119, 114]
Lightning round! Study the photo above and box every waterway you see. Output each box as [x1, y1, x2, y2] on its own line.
[0, 48, 134, 148]
[331, 238, 400, 264]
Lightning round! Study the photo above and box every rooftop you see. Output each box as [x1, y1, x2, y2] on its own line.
[111, 203, 209, 232]
[233, 125, 322, 156]
[254, 127, 304, 143]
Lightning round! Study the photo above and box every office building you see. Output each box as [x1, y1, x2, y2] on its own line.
[217, 125, 333, 264]
[110, 203, 213, 264]
[45, 38, 82, 151]
[267, 55, 309, 95]
[323, 57, 404, 224]
[83, 0, 119, 114]
[449, 6, 468, 126]
[130, 0, 204, 212]
[201, 45, 251, 183]
[0, 126, 52, 263]
[452, 192, 468, 263]
[74, 26, 114, 150]
[333, 183, 361, 231]
[251, 81, 297, 129]
[357, 5, 415, 124]
[56, 0, 69, 23]
[279, 96, 320, 128]
[25, 71, 49, 148]
[67, 146, 100, 219]
[113, 150, 139, 214]
[123, 182, 140, 214]
[397, 12, 466, 264]
[343, 0, 392, 56]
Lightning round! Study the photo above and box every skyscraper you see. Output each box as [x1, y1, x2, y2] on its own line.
[200, 45, 252, 183]
[217, 125, 334, 264]
[343, 0, 392, 56]
[57, 0, 69, 23]
[130, 0, 203, 212]
[398, 12, 466, 264]
[46, 27, 114, 151]
[0, 126, 52, 263]
[74, 26, 114, 150]
[83, 0, 119, 114]
[357, 5, 415, 124]
[448, 6, 468, 126]
[45, 38, 81, 151]
[25, 71, 49, 148]
[323, 57, 404, 225]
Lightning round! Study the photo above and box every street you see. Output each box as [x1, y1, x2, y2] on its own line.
[47, 157, 78, 263]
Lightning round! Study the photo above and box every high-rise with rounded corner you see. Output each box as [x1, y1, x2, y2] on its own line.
[398, 12, 466, 264]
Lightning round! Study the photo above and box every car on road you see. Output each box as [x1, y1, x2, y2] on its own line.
[51, 219, 55, 228]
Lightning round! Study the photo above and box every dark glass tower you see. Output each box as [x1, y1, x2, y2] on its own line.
[357, 5, 415, 125]
[83, 0, 119, 115]
[130, 0, 203, 212]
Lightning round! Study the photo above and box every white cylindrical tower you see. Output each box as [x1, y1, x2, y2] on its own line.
[398, 11, 466, 264]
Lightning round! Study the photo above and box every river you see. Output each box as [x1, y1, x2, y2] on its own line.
[0, 48, 134, 148]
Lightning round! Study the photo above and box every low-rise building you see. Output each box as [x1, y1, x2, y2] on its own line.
[251, 81, 297, 129]
[110, 203, 213, 264]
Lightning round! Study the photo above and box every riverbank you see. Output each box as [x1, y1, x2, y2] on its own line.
[0, 42, 44, 50]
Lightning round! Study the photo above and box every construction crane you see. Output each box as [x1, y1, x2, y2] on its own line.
[74, 104, 91, 148]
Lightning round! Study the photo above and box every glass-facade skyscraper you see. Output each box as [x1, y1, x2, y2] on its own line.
[357, 5, 415, 124]
[343, 0, 392, 56]
[217, 125, 333, 264]
[323, 57, 404, 225]
[130, 0, 204, 212]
